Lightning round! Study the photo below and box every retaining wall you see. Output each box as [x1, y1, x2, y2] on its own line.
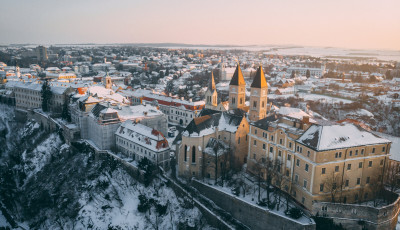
[191, 180, 316, 230]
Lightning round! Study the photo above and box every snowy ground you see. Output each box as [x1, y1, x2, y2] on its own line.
[200, 172, 314, 225]
[0, 210, 11, 228]
[76, 169, 205, 230]
[268, 92, 354, 104]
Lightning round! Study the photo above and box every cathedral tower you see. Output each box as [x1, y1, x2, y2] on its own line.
[229, 64, 246, 110]
[205, 71, 218, 109]
[249, 65, 268, 121]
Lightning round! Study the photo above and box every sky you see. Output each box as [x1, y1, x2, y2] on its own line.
[1, 0, 399, 50]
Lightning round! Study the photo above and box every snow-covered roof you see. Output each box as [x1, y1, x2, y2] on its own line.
[297, 124, 391, 151]
[116, 120, 169, 152]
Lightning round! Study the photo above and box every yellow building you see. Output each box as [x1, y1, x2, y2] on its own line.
[248, 113, 391, 210]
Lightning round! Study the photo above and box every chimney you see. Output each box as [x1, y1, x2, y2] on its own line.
[303, 116, 309, 124]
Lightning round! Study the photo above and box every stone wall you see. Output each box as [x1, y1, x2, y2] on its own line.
[191, 180, 316, 230]
[312, 191, 400, 230]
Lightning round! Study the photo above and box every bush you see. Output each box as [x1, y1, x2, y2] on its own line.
[288, 207, 303, 219]
[137, 194, 151, 213]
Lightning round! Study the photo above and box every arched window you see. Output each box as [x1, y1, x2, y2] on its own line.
[192, 146, 196, 163]
[184, 145, 187, 162]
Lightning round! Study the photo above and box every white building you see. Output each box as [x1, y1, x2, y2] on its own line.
[6, 80, 74, 113]
[286, 66, 326, 77]
[120, 89, 205, 127]
[115, 120, 170, 168]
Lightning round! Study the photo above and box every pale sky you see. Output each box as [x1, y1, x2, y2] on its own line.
[1, 0, 399, 50]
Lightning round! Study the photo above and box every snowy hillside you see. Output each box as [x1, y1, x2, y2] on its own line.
[0, 104, 209, 230]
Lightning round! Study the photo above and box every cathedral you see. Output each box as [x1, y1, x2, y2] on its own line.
[178, 63, 269, 180]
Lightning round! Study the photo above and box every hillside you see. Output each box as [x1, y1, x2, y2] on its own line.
[0, 105, 209, 229]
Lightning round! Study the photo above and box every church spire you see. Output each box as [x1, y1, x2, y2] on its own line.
[229, 63, 245, 86]
[208, 71, 216, 91]
[251, 65, 268, 88]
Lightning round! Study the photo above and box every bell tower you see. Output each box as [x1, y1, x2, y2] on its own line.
[205, 71, 218, 109]
[249, 65, 268, 121]
[229, 63, 246, 110]
[103, 72, 112, 89]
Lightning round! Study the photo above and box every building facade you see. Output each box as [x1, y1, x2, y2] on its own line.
[115, 120, 170, 169]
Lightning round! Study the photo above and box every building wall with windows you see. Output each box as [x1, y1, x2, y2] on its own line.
[247, 116, 391, 210]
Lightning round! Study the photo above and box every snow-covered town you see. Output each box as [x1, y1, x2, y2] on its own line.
[1, 1, 400, 230]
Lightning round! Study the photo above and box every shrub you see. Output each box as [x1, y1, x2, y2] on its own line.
[288, 207, 303, 219]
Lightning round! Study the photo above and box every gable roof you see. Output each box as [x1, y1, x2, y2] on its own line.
[251, 65, 268, 88]
[297, 123, 390, 151]
[229, 64, 246, 86]
[183, 111, 245, 137]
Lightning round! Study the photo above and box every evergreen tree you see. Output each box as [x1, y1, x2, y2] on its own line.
[41, 80, 53, 112]
[290, 71, 295, 79]
[61, 96, 71, 122]
[306, 69, 311, 78]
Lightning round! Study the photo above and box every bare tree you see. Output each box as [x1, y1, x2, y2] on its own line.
[385, 164, 400, 193]
[323, 172, 344, 203]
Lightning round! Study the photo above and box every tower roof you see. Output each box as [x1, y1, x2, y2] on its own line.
[208, 71, 216, 91]
[229, 64, 246, 86]
[251, 65, 268, 88]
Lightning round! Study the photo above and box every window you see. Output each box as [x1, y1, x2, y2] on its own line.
[349, 151, 352, 156]
[295, 174, 299, 183]
[320, 184, 324, 192]
[270, 147, 273, 153]
[307, 151, 310, 157]
[335, 166, 339, 172]
[345, 180, 349, 187]
[355, 194, 359, 201]
[359, 162, 363, 168]
[286, 170, 289, 176]
[279, 139, 283, 145]
[361, 149, 364, 155]
[347, 164, 351, 170]
[343, 196, 347, 203]
[296, 159, 300, 167]
[192, 146, 196, 163]
[380, 159, 384, 166]
[366, 177, 370, 184]
[303, 180, 307, 188]
[300, 147, 303, 153]
[372, 148, 375, 153]
[253, 153, 256, 159]
[278, 150, 282, 157]
[289, 142, 292, 148]
[339, 152, 342, 158]
[254, 140, 257, 146]
[253, 101, 257, 108]
[271, 135, 274, 141]
[302, 197, 305, 204]
[288, 154, 291, 161]
[184, 145, 187, 162]
[382, 146, 386, 152]
[262, 144, 266, 149]
[335, 152, 338, 158]
[305, 164, 309, 172]
[355, 150, 359, 156]
[322, 168, 326, 174]
[255, 129, 257, 134]
[369, 161, 372, 167]
[357, 178, 361, 185]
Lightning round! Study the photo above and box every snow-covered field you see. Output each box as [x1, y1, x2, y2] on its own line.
[268, 92, 354, 104]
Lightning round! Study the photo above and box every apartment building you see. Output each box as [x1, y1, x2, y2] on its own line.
[115, 120, 170, 169]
